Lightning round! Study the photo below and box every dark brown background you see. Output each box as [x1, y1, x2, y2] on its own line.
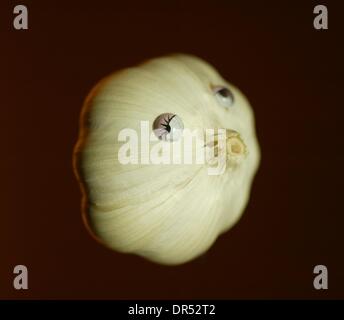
[0, 0, 343, 299]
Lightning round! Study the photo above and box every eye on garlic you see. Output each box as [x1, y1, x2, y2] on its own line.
[73, 54, 261, 265]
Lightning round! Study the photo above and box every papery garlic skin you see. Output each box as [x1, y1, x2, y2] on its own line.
[73, 54, 261, 265]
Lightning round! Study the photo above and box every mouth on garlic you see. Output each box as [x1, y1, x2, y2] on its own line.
[73, 54, 261, 265]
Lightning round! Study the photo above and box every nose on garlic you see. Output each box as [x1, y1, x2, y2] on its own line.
[205, 129, 247, 169]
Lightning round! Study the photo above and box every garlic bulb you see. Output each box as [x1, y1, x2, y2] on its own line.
[73, 54, 260, 265]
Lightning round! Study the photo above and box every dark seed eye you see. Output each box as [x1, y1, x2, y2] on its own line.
[218, 88, 231, 98]
[153, 113, 184, 141]
[212, 85, 234, 108]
